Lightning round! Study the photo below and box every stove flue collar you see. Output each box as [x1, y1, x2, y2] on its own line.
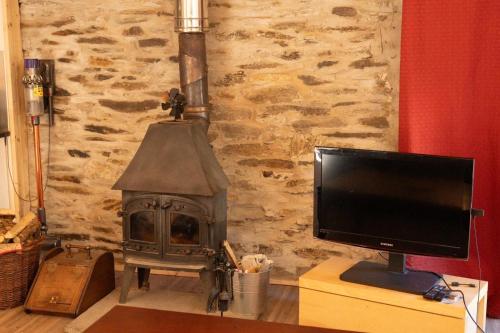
[175, 0, 209, 33]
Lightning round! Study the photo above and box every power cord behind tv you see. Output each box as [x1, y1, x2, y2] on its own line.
[379, 216, 486, 333]
[440, 275, 485, 333]
[374, 261, 486, 333]
[472, 216, 484, 332]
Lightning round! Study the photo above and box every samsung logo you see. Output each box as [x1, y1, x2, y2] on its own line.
[380, 242, 394, 247]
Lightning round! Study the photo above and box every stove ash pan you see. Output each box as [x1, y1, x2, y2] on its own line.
[120, 191, 227, 265]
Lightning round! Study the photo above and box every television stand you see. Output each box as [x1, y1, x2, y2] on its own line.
[339, 253, 439, 294]
[300, 257, 488, 333]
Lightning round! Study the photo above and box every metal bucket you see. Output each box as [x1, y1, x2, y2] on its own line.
[231, 268, 271, 318]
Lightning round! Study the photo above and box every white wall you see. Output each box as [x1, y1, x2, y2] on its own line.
[0, 5, 11, 209]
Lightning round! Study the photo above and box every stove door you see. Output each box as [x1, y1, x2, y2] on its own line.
[163, 197, 209, 257]
[123, 195, 161, 257]
[170, 213, 201, 245]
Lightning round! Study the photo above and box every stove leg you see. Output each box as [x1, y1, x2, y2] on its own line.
[119, 264, 135, 304]
[138, 267, 151, 290]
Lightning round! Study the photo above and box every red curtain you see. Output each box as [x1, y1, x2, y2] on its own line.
[399, 1, 500, 317]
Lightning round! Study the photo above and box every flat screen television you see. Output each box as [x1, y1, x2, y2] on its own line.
[313, 147, 474, 294]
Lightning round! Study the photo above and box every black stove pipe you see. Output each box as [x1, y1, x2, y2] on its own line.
[176, 0, 210, 128]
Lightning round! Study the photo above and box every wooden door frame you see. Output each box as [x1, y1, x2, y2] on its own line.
[2, 0, 30, 218]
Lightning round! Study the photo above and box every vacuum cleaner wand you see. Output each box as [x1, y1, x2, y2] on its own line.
[23, 59, 60, 249]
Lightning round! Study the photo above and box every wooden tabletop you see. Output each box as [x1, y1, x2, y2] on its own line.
[300, 257, 488, 320]
[84, 306, 352, 333]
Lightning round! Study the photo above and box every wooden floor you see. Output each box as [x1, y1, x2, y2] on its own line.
[0, 274, 498, 333]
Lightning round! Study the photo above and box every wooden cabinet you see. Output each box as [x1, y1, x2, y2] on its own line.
[299, 258, 487, 333]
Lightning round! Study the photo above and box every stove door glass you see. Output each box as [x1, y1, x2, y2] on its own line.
[170, 213, 200, 245]
[130, 211, 155, 243]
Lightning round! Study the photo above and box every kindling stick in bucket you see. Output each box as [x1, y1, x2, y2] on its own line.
[239, 254, 273, 274]
[232, 254, 273, 318]
[222, 240, 274, 319]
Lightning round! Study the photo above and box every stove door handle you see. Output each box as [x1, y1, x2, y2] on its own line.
[205, 215, 216, 224]
[161, 201, 172, 210]
[145, 200, 159, 209]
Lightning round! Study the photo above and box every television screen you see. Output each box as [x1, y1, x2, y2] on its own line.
[314, 148, 474, 259]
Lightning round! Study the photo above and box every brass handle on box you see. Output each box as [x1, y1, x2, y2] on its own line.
[65, 244, 92, 260]
[48, 295, 71, 305]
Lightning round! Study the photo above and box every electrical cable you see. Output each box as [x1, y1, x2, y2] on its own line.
[379, 250, 485, 332]
[4, 121, 51, 202]
[4, 136, 36, 202]
[378, 252, 389, 262]
[440, 277, 486, 333]
[394, 266, 485, 332]
[411, 270, 485, 332]
[473, 216, 484, 332]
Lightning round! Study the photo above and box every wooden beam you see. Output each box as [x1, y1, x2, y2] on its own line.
[2, 0, 30, 218]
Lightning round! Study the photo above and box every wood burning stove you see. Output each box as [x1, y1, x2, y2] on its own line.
[112, 0, 232, 304]
[113, 121, 228, 303]
[113, 0, 228, 304]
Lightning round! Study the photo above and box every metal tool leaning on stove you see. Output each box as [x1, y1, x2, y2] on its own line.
[207, 249, 233, 314]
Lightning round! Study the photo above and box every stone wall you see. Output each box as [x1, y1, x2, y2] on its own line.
[19, 0, 401, 279]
